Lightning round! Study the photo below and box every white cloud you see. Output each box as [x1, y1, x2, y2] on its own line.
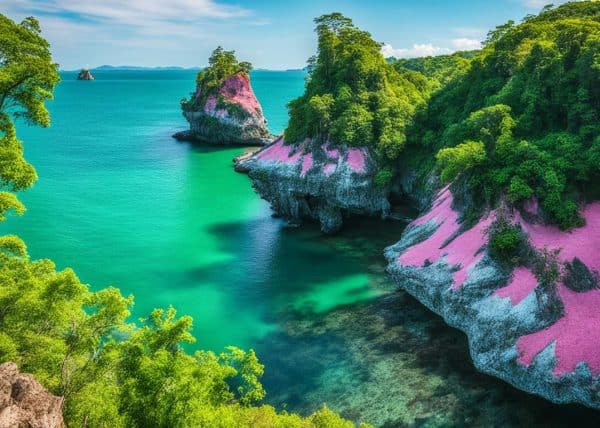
[4, 0, 265, 69]
[381, 43, 452, 59]
[451, 38, 481, 50]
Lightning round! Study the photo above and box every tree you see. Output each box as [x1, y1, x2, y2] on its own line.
[285, 13, 432, 161]
[436, 140, 487, 182]
[0, 15, 59, 229]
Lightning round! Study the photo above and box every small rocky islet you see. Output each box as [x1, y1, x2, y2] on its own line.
[174, 47, 272, 146]
[76, 69, 94, 80]
[236, 3, 600, 413]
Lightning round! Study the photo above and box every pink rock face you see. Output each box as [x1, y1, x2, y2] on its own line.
[517, 285, 600, 376]
[323, 163, 336, 176]
[204, 94, 217, 113]
[218, 73, 261, 114]
[215, 109, 228, 119]
[347, 148, 366, 173]
[323, 144, 339, 160]
[494, 267, 538, 305]
[301, 152, 313, 177]
[399, 188, 494, 289]
[519, 203, 600, 273]
[256, 137, 301, 164]
[515, 202, 600, 376]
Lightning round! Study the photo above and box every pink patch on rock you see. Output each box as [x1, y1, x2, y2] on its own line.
[519, 203, 600, 273]
[517, 285, 600, 376]
[215, 109, 228, 119]
[218, 73, 261, 114]
[514, 202, 600, 376]
[399, 188, 495, 289]
[347, 148, 366, 173]
[323, 144, 339, 160]
[323, 163, 336, 176]
[494, 267, 538, 305]
[300, 153, 313, 177]
[204, 95, 217, 113]
[256, 137, 301, 165]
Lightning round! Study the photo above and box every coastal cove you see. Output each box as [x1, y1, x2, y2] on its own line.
[3, 70, 597, 426]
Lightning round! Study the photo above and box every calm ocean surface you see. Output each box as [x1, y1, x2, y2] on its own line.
[2, 69, 595, 426]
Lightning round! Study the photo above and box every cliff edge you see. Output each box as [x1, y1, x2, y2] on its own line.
[385, 186, 600, 409]
[242, 137, 390, 233]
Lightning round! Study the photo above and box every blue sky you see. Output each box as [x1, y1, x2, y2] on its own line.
[4, 0, 573, 70]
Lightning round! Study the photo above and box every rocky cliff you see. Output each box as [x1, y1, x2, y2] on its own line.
[0, 362, 64, 428]
[385, 185, 600, 409]
[175, 72, 272, 145]
[242, 137, 390, 232]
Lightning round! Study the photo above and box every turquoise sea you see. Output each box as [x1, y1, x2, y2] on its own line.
[2, 69, 596, 426]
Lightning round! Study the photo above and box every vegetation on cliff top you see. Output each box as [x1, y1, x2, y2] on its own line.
[285, 3, 600, 229]
[414, 1, 600, 228]
[284, 13, 433, 160]
[182, 46, 254, 118]
[0, 14, 364, 428]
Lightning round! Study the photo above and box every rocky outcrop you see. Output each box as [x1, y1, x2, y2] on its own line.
[385, 186, 600, 409]
[76, 69, 94, 80]
[0, 362, 64, 428]
[242, 137, 390, 233]
[175, 73, 272, 145]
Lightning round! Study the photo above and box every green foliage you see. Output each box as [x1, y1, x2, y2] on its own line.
[392, 51, 474, 87]
[285, 13, 432, 160]
[374, 167, 393, 187]
[0, 15, 59, 222]
[0, 250, 366, 427]
[413, 2, 600, 229]
[183, 46, 253, 111]
[436, 140, 486, 182]
[488, 219, 526, 265]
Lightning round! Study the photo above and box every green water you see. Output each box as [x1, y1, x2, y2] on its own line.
[2, 70, 596, 426]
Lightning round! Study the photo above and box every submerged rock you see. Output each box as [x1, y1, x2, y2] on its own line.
[241, 137, 390, 233]
[175, 72, 272, 145]
[0, 362, 64, 428]
[385, 186, 600, 409]
[76, 69, 94, 80]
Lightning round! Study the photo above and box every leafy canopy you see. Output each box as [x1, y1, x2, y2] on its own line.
[285, 13, 432, 160]
[417, 2, 600, 228]
[0, 15, 59, 224]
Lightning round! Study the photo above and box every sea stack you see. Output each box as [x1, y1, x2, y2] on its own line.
[76, 69, 94, 80]
[174, 47, 272, 146]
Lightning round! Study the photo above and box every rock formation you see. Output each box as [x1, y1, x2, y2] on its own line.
[0, 362, 64, 428]
[241, 137, 389, 232]
[385, 185, 600, 409]
[174, 72, 272, 145]
[76, 69, 94, 80]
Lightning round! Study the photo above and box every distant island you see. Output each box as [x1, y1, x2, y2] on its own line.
[76, 69, 94, 80]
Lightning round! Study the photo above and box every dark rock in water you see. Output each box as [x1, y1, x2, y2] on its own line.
[0, 362, 64, 427]
[177, 73, 272, 146]
[76, 69, 94, 80]
[241, 137, 390, 233]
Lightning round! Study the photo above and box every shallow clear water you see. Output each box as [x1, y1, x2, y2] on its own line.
[2, 70, 596, 426]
